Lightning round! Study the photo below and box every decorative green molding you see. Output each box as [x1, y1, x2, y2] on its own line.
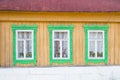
[48, 24, 74, 65]
[84, 24, 109, 64]
[12, 24, 38, 66]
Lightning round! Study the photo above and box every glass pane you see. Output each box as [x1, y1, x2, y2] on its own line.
[26, 32, 32, 39]
[24, 32, 27, 39]
[54, 32, 68, 39]
[97, 41, 103, 58]
[89, 32, 97, 39]
[26, 40, 32, 58]
[89, 41, 95, 58]
[18, 32, 32, 39]
[54, 41, 60, 58]
[59, 32, 62, 39]
[62, 41, 68, 58]
[61, 32, 68, 39]
[18, 41, 24, 58]
[54, 32, 59, 39]
[18, 32, 22, 39]
[97, 32, 103, 39]
[21, 32, 25, 39]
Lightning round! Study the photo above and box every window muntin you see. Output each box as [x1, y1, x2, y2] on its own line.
[52, 30, 70, 59]
[16, 30, 34, 60]
[88, 30, 104, 59]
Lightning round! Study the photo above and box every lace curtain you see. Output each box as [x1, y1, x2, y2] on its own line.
[89, 32, 103, 58]
[54, 32, 68, 58]
[17, 32, 32, 58]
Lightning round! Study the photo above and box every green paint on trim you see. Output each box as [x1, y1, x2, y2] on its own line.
[48, 24, 74, 65]
[12, 24, 38, 66]
[84, 24, 109, 64]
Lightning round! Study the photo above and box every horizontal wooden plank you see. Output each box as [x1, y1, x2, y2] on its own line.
[0, 12, 120, 22]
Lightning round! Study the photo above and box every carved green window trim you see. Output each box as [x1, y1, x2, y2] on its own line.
[12, 24, 38, 66]
[48, 24, 74, 64]
[84, 24, 109, 64]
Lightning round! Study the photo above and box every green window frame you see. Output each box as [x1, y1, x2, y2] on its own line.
[84, 24, 109, 64]
[12, 24, 38, 66]
[48, 24, 74, 64]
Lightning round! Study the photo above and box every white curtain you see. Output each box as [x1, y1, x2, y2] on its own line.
[18, 32, 32, 58]
[89, 31, 103, 58]
[54, 32, 68, 58]
[54, 32, 68, 39]
[18, 41, 24, 58]
[62, 41, 68, 58]
[54, 41, 60, 57]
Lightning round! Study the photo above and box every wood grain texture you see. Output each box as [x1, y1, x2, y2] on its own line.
[119, 23, 120, 64]
[108, 23, 115, 65]
[9, 22, 13, 67]
[36, 23, 40, 66]
[0, 23, 5, 66]
[0, 23, 1, 66]
[114, 25, 119, 64]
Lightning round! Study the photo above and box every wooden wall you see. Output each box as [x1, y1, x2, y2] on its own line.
[0, 12, 120, 67]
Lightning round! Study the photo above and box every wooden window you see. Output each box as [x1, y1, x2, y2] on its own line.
[16, 30, 33, 60]
[53, 30, 70, 59]
[88, 30, 104, 59]
[84, 24, 109, 64]
[12, 24, 37, 66]
[48, 24, 74, 64]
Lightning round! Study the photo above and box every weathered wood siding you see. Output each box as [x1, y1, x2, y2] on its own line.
[0, 12, 120, 67]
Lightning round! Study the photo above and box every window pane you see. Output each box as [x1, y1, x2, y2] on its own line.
[97, 32, 103, 39]
[18, 32, 22, 39]
[97, 41, 103, 58]
[62, 41, 68, 58]
[18, 41, 24, 58]
[18, 32, 32, 39]
[54, 41, 60, 58]
[54, 32, 59, 39]
[54, 32, 68, 39]
[89, 41, 95, 58]
[89, 32, 97, 39]
[26, 40, 32, 58]
[61, 32, 68, 39]
[26, 32, 32, 39]
[21, 32, 25, 39]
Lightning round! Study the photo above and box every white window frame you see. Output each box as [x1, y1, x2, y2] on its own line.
[16, 30, 34, 60]
[88, 30, 104, 59]
[52, 30, 70, 60]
